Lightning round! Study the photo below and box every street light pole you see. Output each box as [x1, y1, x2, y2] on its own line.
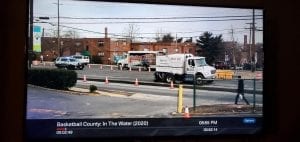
[57, 0, 61, 56]
[252, 9, 256, 72]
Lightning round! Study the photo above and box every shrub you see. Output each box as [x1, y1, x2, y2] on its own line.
[28, 68, 77, 90]
[28, 50, 37, 60]
[89, 85, 98, 93]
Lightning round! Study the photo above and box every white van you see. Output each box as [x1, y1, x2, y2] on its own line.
[71, 55, 90, 65]
[55, 57, 84, 70]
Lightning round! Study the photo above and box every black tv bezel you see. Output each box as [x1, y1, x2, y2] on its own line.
[24, 0, 270, 141]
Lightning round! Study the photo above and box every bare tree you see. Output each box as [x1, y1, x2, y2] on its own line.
[45, 28, 58, 38]
[161, 33, 174, 42]
[155, 28, 163, 42]
[123, 24, 140, 42]
[62, 29, 79, 39]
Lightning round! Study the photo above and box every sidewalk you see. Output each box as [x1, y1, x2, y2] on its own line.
[70, 87, 177, 102]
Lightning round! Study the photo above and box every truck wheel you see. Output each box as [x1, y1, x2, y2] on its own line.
[165, 74, 174, 83]
[154, 73, 160, 82]
[195, 75, 204, 85]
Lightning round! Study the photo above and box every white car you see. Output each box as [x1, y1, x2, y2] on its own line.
[71, 55, 90, 65]
[55, 57, 84, 70]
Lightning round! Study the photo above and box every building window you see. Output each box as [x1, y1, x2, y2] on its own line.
[144, 48, 149, 51]
[98, 52, 104, 56]
[162, 48, 167, 53]
[123, 42, 126, 46]
[116, 42, 119, 46]
[98, 40, 104, 47]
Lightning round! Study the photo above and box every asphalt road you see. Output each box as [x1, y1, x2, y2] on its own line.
[31, 64, 263, 92]
[76, 80, 263, 106]
[27, 85, 178, 119]
[27, 81, 262, 119]
[76, 65, 263, 91]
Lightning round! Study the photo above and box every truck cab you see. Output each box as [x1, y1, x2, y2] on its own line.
[185, 56, 216, 84]
[154, 54, 216, 84]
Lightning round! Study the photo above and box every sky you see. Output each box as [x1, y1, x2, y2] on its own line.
[33, 0, 263, 43]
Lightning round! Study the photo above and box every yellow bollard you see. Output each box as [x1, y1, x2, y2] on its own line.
[177, 85, 183, 113]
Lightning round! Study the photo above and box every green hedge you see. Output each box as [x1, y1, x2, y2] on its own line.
[28, 68, 77, 90]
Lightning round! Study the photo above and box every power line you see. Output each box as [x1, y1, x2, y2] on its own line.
[59, 25, 246, 35]
[132, 28, 249, 35]
[36, 18, 262, 25]
[39, 20, 252, 41]
[43, 15, 263, 20]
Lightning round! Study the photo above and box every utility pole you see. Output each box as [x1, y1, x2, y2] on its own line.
[175, 33, 178, 50]
[54, 0, 62, 56]
[42, 28, 45, 37]
[246, 23, 252, 63]
[252, 9, 256, 72]
[57, 0, 61, 56]
[230, 27, 236, 67]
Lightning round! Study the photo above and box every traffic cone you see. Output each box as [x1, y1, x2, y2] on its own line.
[129, 67, 132, 71]
[138, 67, 141, 72]
[183, 106, 190, 118]
[148, 67, 151, 72]
[88, 64, 91, 68]
[105, 76, 109, 84]
[100, 64, 103, 70]
[170, 81, 174, 89]
[134, 78, 139, 86]
[256, 72, 262, 79]
[83, 75, 87, 82]
[110, 65, 113, 71]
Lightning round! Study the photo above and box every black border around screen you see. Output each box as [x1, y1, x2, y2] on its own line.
[24, 0, 268, 141]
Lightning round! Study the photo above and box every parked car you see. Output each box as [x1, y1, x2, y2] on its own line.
[235, 65, 243, 70]
[214, 61, 230, 69]
[55, 57, 84, 70]
[243, 63, 252, 70]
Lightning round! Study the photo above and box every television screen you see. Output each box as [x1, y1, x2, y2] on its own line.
[26, 0, 264, 139]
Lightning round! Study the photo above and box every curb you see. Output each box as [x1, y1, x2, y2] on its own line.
[77, 77, 263, 94]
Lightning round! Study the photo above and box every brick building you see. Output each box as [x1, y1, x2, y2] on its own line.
[131, 42, 196, 55]
[39, 28, 197, 64]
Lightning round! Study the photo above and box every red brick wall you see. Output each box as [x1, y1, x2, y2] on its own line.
[131, 42, 196, 55]
[41, 38, 196, 63]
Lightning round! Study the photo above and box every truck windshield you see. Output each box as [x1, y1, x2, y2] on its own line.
[194, 58, 207, 66]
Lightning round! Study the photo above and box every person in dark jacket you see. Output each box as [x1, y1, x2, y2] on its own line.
[235, 76, 250, 105]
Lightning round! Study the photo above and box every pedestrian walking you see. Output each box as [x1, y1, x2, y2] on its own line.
[235, 76, 250, 105]
[40, 55, 43, 63]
